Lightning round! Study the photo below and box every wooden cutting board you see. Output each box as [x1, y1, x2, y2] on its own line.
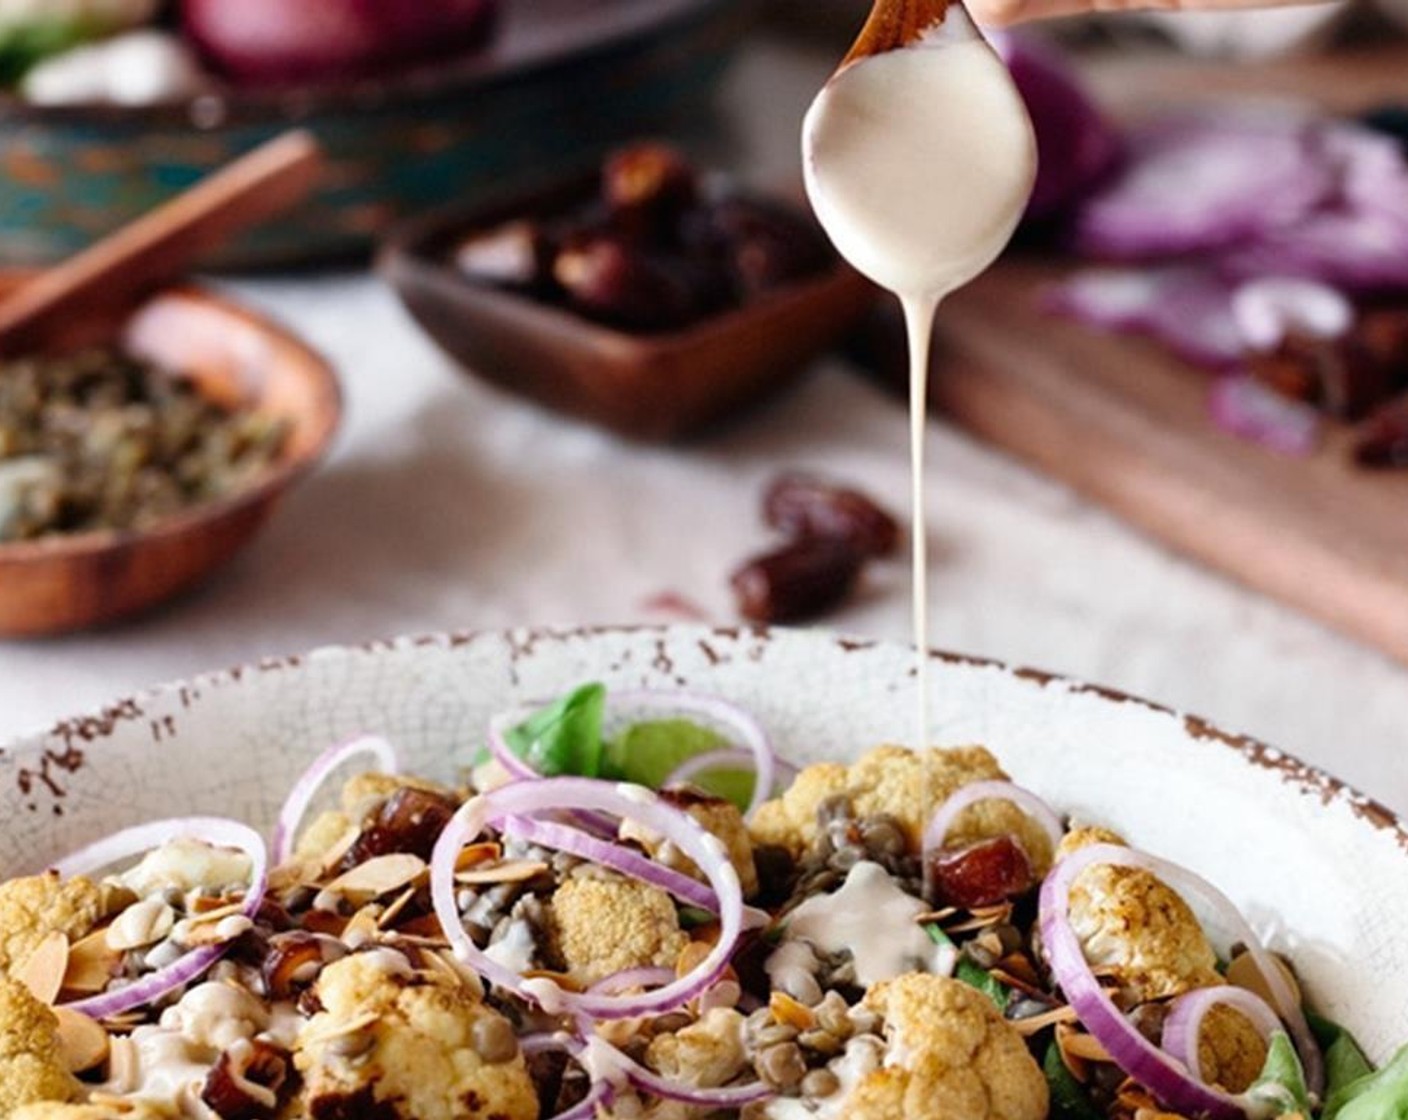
[932, 45, 1408, 665]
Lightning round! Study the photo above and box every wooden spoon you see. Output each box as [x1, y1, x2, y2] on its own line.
[0, 129, 324, 357]
[842, 0, 955, 67]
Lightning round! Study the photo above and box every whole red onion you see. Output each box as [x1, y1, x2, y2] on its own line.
[181, 0, 498, 86]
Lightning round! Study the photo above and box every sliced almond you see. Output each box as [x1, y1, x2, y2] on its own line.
[178, 913, 254, 948]
[377, 887, 418, 931]
[1061, 1028, 1113, 1063]
[18, 932, 69, 1005]
[64, 929, 122, 994]
[455, 842, 503, 871]
[105, 899, 175, 952]
[1012, 1004, 1079, 1037]
[301, 1009, 381, 1050]
[318, 826, 362, 877]
[54, 1006, 110, 1072]
[181, 902, 242, 927]
[328, 854, 427, 899]
[342, 906, 383, 947]
[455, 860, 548, 886]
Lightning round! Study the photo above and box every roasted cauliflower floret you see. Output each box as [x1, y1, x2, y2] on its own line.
[818, 973, 1048, 1120]
[622, 788, 759, 898]
[1059, 826, 1219, 1004]
[295, 952, 536, 1120]
[0, 872, 105, 980]
[0, 975, 81, 1112]
[750, 746, 1053, 871]
[545, 875, 689, 988]
[646, 1008, 749, 1089]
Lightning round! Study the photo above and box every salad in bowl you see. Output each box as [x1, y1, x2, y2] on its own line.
[1, 671, 1405, 1120]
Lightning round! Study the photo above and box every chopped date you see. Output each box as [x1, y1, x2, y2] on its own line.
[1356, 395, 1408, 469]
[202, 1040, 290, 1120]
[731, 539, 866, 624]
[764, 473, 900, 558]
[552, 235, 701, 331]
[344, 786, 459, 867]
[453, 143, 833, 335]
[926, 836, 1035, 909]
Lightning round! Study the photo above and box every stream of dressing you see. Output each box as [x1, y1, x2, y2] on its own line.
[803, 19, 1036, 748]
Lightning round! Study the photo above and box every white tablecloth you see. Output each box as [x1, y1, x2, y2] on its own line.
[1, 37, 1405, 815]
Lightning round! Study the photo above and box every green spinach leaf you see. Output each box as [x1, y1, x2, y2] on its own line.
[504, 682, 608, 778]
[1324, 1045, 1408, 1120]
[1044, 1041, 1104, 1120]
[1308, 1010, 1375, 1104]
[1247, 1031, 1312, 1118]
[925, 924, 1011, 1012]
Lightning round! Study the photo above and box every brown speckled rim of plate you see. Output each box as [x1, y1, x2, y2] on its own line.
[0, 283, 343, 567]
[0, 0, 735, 128]
[18, 623, 1408, 855]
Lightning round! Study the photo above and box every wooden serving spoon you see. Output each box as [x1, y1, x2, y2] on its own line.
[0, 129, 324, 357]
[841, 0, 955, 67]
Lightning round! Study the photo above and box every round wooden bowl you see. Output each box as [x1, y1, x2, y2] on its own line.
[0, 283, 341, 637]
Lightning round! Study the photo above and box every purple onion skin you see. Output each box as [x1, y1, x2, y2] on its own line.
[181, 0, 499, 86]
[998, 34, 1124, 224]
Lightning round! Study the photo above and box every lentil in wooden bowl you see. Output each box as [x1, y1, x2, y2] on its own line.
[0, 278, 340, 636]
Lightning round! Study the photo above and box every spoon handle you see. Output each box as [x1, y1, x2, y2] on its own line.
[0, 130, 323, 357]
[842, 0, 954, 67]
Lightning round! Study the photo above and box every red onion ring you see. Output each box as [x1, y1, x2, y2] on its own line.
[499, 813, 718, 914]
[1040, 843, 1322, 1117]
[587, 967, 677, 995]
[663, 747, 799, 796]
[431, 777, 744, 1021]
[1162, 985, 1284, 1084]
[923, 780, 1064, 860]
[606, 691, 776, 822]
[272, 735, 399, 864]
[51, 817, 268, 1020]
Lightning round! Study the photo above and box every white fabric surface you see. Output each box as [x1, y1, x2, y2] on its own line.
[0, 36, 1405, 815]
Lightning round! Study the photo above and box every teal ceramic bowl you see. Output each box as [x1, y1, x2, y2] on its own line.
[0, 0, 750, 269]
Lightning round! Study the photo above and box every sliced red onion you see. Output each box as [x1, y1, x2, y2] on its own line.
[1039, 842, 1322, 1116]
[499, 813, 719, 914]
[1074, 112, 1333, 259]
[272, 735, 399, 864]
[1044, 267, 1245, 371]
[52, 817, 268, 1020]
[994, 33, 1123, 222]
[548, 1082, 613, 1120]
[923, 780, 1064, 861]
[1221, 121, 1408, 293]
[1232, 278, 1353, 353]
[431, 777, 745, 1021]
[1209, 376, 1321, 458]
[603, 690, 778, 822]
[486, 707, 546, 784]
[663, 748, 798, 794]
[1162, 985, 1284, 1084]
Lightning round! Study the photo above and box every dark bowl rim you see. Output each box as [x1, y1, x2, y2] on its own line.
[0, 0, 740, 127]
[0, 283, 343, 568]
[377, 174, 876, 357]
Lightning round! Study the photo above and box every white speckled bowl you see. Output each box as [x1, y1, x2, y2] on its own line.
[2, 627, 1405, 1059]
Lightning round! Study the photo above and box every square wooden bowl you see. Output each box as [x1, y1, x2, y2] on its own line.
[378, 179, 877, 441]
